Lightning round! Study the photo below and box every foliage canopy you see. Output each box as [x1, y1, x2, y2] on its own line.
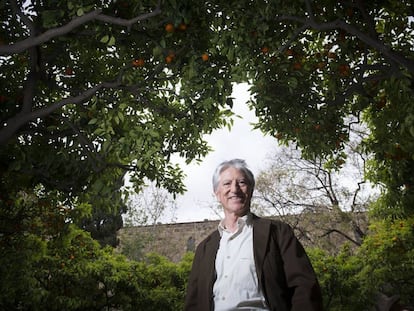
[1, 0, 413, 215]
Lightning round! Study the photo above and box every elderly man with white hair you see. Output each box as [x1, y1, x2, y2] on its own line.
[185, 159, 323, 311]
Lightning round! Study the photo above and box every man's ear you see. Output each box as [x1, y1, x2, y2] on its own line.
[214, 191, 220, 201]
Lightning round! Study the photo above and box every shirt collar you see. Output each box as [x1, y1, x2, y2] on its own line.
[217, 212, 252, 236]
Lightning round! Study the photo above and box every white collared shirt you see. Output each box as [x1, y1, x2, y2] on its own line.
[213, 215, 269, 311]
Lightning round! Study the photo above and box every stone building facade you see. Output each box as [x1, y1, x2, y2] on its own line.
[117, 211, 368, 263]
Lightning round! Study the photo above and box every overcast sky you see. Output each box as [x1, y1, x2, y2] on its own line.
[170, 83, 278, 223]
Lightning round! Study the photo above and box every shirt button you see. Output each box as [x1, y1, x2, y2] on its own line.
[226, 255, 230, 259]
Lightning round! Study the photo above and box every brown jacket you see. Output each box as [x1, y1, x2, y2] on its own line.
[184, 215, 323, 311]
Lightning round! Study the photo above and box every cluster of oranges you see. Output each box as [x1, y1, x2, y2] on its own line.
[164, 22, 188, 33]
[132, 53, 209, 67]
[165, 51, 176, 64]
[131, 22, 210, 68]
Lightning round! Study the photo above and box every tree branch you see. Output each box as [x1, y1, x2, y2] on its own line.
[0, 79, 123, 145]
[320, 228, 362, 246]
[275, 14, 414, 74]
[0, 5, 162, 55]
[0, 10, 101, 55]
[95, 5, 162, 28]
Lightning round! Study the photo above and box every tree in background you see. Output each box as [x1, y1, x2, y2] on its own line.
[253, 136, 376, 250]
[120, 181, 177, 260]
[2, 0, 412, 235]
[306, 215, 414, 310]
[252, 142, 414, 309]
[124, 181, 177, 226]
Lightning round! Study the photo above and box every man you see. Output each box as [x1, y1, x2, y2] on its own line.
[184, 159, 323, 311]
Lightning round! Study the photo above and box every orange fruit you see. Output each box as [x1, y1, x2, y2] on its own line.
[178, 23, 187, 31]
[165, 23, 174, 33]
[285, 49, 294, 56]
[293, 62, 302, 70]
[132, 58, 145, 67]
[339, 64, 350, 77]
[327, 52, 336, 59]
[261, 46, 269, 54]
[165, 55, 174, 63]
[65, 67, 74, 75]
[201, 53, 209, 61]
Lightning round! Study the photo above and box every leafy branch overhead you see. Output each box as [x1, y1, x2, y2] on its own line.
[0, 0, 234, 197]
[210, 0, 413, 216]
[1, 0, 413, 217]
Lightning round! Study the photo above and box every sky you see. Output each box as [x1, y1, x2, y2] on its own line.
[170, 83, 278, 223]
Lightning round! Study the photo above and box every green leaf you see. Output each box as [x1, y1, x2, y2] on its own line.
[153, 46, 163, 57]
[108, 36, 116, 46]
[160, 38, 166, 49]
[41, 10, 63, 28]
[375, 19, 385, 34]
[100, 35, 109, 43]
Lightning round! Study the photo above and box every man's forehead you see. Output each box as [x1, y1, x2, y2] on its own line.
[219, 168, 248, 180]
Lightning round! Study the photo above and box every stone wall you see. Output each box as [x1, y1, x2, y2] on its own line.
[118, 219, 220, 262]
[117, 211, 368, 262]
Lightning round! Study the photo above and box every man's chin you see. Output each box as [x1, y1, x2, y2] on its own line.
[229, 205, 249, 215]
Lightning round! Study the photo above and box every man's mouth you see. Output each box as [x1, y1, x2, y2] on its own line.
[228, 196, 244, 201]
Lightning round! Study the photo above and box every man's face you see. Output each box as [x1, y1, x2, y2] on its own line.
[215, 167, 253, 216]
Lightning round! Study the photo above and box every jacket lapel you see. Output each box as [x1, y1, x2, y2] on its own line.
[252, 215, 271, 287]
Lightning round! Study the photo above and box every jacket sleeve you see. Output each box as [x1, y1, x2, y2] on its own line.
[275, 221, 323, 311]
[184, 233, 218, 311]
[184, 240, 205, 310]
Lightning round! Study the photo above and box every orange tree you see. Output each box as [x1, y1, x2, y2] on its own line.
[0, 0, 232, 307]
[0, 0, 234, 243]
[2, 0, 413, 239]
[206, 1, 414, 308]
[209, 0, 414, 218]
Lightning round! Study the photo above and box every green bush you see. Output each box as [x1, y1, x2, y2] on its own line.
[308, 216, 414, 310]
[0, 189, 192, 310]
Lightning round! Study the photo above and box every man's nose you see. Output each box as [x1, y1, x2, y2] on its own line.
[230, 181, 240, 192]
